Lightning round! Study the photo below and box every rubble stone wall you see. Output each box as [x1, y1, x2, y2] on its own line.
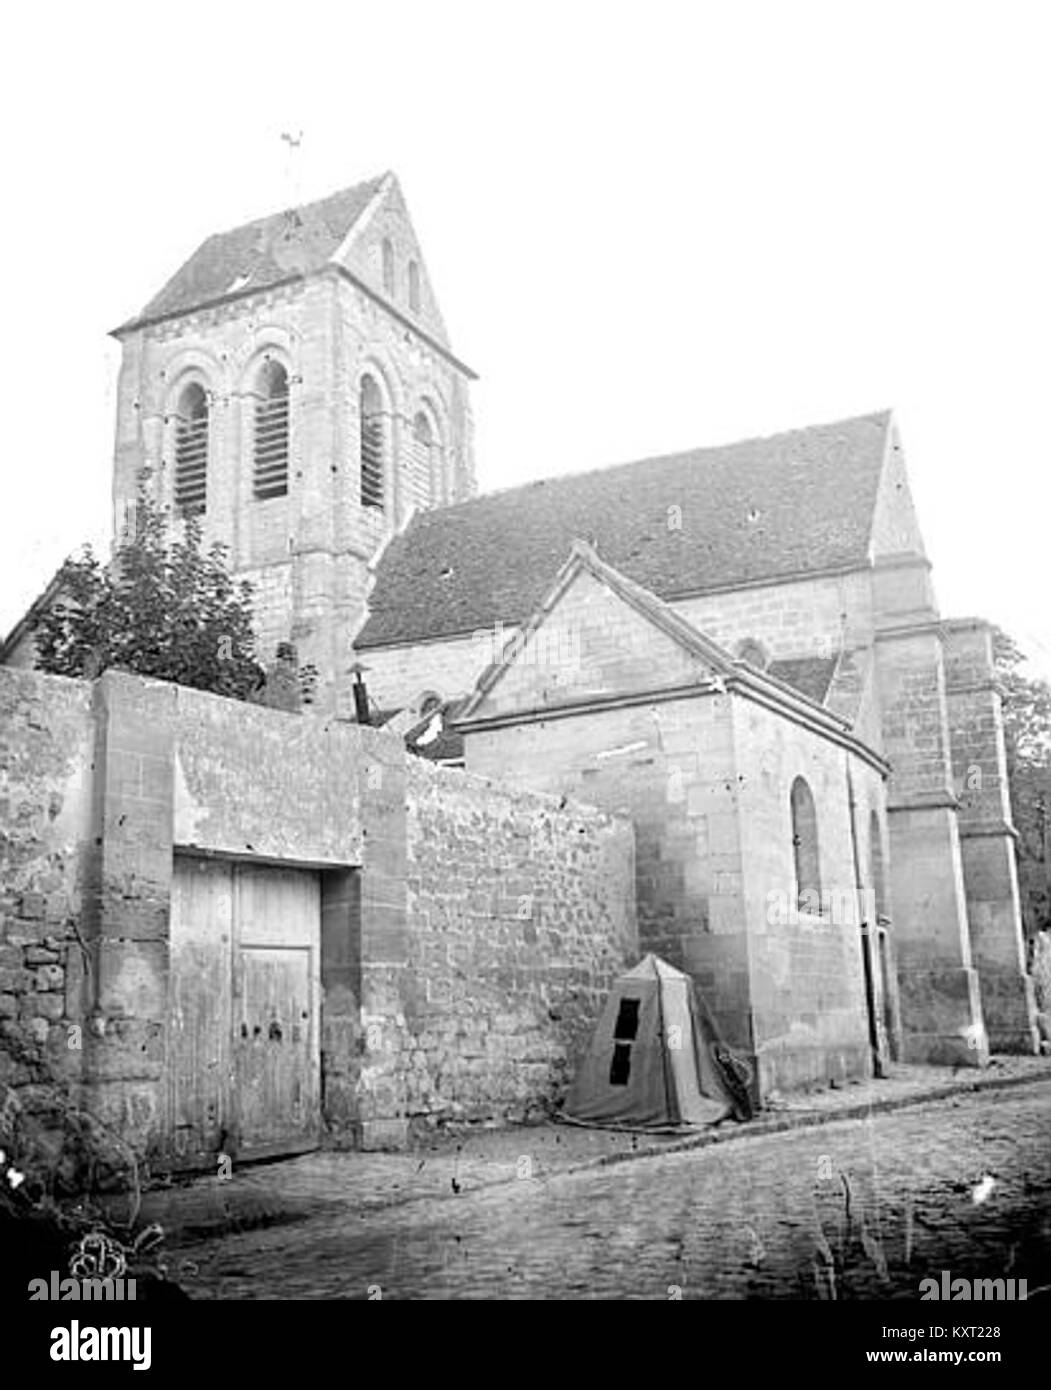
[400, 758, 636, 1129]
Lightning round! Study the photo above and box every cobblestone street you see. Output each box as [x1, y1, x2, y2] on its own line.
[171, 1077, 1051, 1300]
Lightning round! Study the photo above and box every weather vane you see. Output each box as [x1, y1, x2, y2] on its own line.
[279, 129, 305, 205]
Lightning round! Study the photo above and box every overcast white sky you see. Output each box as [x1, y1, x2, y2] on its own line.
[2, 1, 1048, 677]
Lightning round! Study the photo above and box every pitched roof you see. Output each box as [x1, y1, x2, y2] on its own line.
[0, 564, 67, 663]
[119, 175, 388, 330]
[767, 656, 839, 705]
[405, 697, 468, 765]
[455, 541, 888, 774]
[356, 411, 892, 650]
[460, 538, 742, 720]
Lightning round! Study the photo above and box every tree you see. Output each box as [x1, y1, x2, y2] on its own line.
[33, 486, 289, 702]
[993, 627, 1051, 938]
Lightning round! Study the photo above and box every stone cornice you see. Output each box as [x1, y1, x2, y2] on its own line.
[657, 560, 871, 604]
[887, 790, 960, 813]
[111, 264, 479, 382]
[454, 678, 889, 775]
[874, 616, 944, 642]
[958, 819, 1019, 842]
[725, 676, 889, 775]
[944, 678, 998, 697]
[871, 550, 932, 572]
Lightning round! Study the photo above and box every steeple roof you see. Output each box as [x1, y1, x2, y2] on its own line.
[116, 174, 389, 332]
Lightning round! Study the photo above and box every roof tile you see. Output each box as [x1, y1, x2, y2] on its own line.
[123, 176, 386, 328]
[357, 411, 890, 649]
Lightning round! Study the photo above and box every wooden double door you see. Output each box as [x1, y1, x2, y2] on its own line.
[169, 856, 321, 1168]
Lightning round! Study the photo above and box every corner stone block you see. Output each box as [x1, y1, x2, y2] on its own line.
[95, 940, 168, 1021]
[896, 965, 989, 1066]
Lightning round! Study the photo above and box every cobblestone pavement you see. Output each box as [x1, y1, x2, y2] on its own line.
[170, 1077, 1051, 1299]
[131, 1056, 1051, 1241]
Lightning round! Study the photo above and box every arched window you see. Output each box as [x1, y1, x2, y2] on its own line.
[253, 359, 289, 500]
[173, 381, 208, 516]
[382, 239, 395, 295]
[408, 259, 420, 313]
[360, 375, 385, 510]
[790, 776, 821, 913]
[869, 811, 888, 922]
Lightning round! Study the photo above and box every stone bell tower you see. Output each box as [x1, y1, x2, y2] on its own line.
[109, 170, 476, 714]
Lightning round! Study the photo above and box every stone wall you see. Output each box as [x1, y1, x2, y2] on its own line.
[0, 670, 94, 1101]
[943, 619, 1038, 1052]
[0, 665, 635, 1171]
[113, 187, 475, 719]
[872, 558, 990, 1066]
[674, 569, 875, 666]
[400, 759, 636, 1128]
[355, 568, 877, 717]
[729, 694, 881, 1093]
[357, 628, 508, 714]
[460, 560, 890, 1098]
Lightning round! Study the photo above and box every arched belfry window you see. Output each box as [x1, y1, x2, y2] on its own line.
[790, 776, 822, 913]
[408, 259, 420, 313]
[173, 381, 209, 516]
[410, 411, 434, 511]
[253, 359, 289, 500]
[360, 375, 385, 510]
[382, 239, 395, 295]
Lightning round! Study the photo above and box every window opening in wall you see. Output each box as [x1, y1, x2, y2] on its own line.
[253, 360, 290, 500]
[410, 411, 433, 511]
[408, 259, 420, 313]
[382, 238, 394, 295]
[174, 382, 208, 516]
[360, 375, 384, 510]
[790, 776, 822, 912]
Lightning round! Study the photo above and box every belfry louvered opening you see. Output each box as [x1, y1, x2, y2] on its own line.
[253, 359, 290, 500]
[360, 375, 385, 510]
[409, 411, 433, 512]
[174, 382, 209, 516]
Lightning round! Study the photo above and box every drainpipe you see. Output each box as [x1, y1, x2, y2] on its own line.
[846, 758, 884, 1078]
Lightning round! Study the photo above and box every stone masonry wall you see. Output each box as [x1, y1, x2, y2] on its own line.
[674, 569, 874, 666]
[465, 697, 756, 1061]
[1, 665, 637, 1167]
[114, 249, 473, 717]
[943, 619, 1037, 1052]
[872, 557, 986, 1067]
[400, 758, 636, 1129]
[729, 694, 879, 1093]
[0, 670, 96, 1181]
[356, 569, 876, 718]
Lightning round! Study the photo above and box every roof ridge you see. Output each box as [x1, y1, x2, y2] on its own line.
[204, 173, 389, 243]
[117, 173, 392, 334]
[406, 409, 895, 524]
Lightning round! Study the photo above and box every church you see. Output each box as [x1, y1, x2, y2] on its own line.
[2, 171, 1039, 1118]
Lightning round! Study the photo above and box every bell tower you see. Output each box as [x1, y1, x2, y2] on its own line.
[110, 171, 476, 714]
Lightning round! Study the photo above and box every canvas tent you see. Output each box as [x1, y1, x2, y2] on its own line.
[563, 954, 753, 1129]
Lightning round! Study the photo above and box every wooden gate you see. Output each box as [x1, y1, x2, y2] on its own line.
[169, 856, 320, 1168]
